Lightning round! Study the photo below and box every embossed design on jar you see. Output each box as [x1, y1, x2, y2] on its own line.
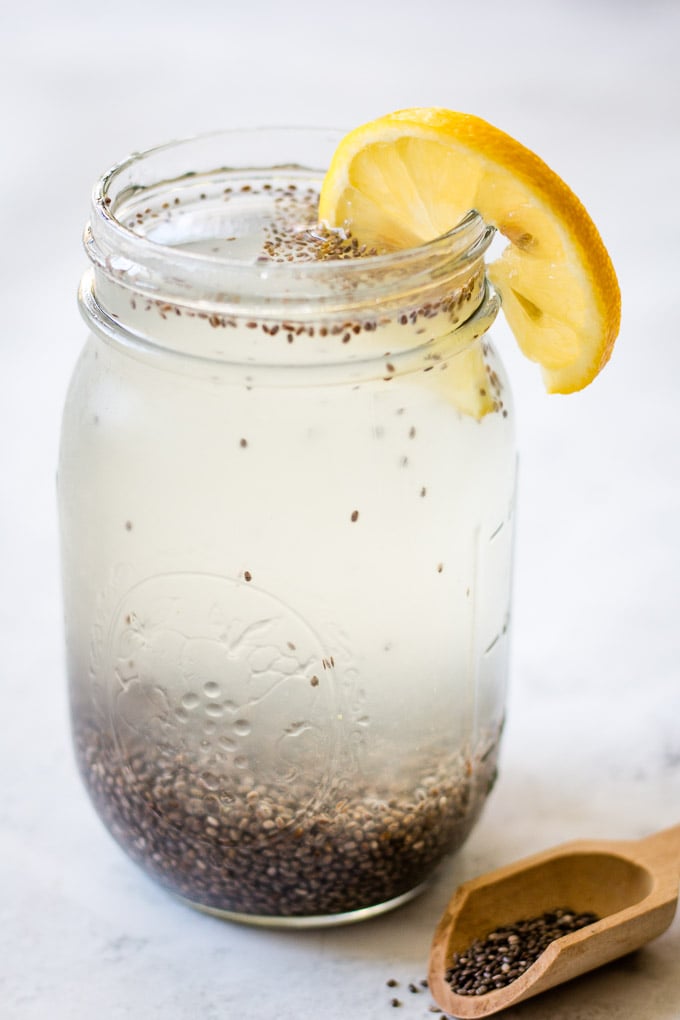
[100, 571, 340, 841]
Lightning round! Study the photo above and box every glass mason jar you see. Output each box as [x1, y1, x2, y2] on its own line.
[58, 129, 516, 927]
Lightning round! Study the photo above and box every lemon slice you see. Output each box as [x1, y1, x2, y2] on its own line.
[319, 108, 621, 394]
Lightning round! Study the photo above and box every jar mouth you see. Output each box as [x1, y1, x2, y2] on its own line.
[84, 127, 494, 313]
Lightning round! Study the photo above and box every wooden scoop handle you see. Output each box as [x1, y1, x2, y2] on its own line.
[629, 823, 680, 877]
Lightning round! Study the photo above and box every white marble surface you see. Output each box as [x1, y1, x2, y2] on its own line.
[2, 1, 680, 1017]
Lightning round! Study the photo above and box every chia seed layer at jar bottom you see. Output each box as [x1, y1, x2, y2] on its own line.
[73, 720, 499, 918]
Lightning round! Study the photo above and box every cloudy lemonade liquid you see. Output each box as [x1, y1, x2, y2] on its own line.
[62, 143, 516, 923]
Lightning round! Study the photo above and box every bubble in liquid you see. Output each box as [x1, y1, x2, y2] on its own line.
[206, 702, 223, 719]
[218, 735, 236, 752]
[203, 681, 221, 698]
[181, 692, 200, 710]
[234, 755, 248, 769]
[234, 719, 251, 736]
[200, 772, 220, 791]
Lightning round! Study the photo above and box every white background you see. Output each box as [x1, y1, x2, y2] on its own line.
[2, 1, 680, 1017]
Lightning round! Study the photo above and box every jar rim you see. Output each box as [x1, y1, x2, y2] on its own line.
[84, 126, 494, 312]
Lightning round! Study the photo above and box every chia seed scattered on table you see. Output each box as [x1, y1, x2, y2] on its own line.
[446, 907, 599, 996]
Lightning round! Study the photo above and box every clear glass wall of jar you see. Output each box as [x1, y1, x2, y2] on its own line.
[58, 129, 516, 927]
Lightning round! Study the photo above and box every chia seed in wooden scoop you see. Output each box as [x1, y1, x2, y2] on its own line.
[428, 824, 680, 1017]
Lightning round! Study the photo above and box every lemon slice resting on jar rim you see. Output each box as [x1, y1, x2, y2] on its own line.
[318, 108, 621, 395]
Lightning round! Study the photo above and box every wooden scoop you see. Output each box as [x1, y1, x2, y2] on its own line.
[428, 824, 680, 1018]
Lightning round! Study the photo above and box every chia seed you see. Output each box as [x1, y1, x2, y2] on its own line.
[446, 908, 599, 996]
[73, 717, 499, 919]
